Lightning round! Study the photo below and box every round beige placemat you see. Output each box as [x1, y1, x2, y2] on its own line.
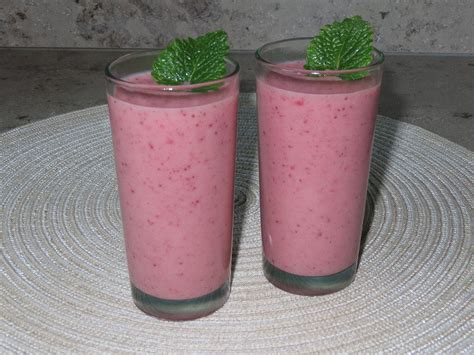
[1, 94, 472, 353]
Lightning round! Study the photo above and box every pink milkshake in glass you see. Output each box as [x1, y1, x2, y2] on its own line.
[256, 38, 383, 295]
[106, 51, 239, 319]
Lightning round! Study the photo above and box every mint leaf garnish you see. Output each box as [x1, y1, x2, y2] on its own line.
[151, 30, 229, 86]
[305, 16, 373, 80]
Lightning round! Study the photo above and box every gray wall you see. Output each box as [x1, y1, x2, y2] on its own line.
[1, 0, 473, 53]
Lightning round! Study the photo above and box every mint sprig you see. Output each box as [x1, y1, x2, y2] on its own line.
[305, 16, 373, 80]
[151, 30, 229, 86]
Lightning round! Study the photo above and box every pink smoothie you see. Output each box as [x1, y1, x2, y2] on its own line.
[257, 62, 381, 276]
[107, 73, 239, 300]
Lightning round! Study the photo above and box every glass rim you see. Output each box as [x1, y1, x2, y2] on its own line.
[255, 37, 384, 76]
[105, 50, 240, 91]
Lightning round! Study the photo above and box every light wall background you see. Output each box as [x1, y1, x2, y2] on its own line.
[1, 0, 473, 53]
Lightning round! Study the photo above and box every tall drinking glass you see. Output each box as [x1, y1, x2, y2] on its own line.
[256, 38, 383, 295]
[106, 51, 239, 320]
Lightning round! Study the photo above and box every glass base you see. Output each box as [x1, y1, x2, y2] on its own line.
[131, 281, 229, 321]
[263, 258, 357, 296]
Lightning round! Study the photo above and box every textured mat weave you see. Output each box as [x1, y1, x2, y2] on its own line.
[1, 94, 472, 353]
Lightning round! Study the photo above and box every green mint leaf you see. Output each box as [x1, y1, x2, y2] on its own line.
[151, 30, 229, 86]
[305, 16, 373, 80]
[338, 71, 368, 80]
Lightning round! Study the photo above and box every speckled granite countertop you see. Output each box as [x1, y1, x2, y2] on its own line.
[0, 48, 472, 150]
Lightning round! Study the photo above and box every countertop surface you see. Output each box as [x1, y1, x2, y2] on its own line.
[0, 48, 473, 150]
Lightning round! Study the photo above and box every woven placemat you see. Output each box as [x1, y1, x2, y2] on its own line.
[1, 94, 472, 353]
